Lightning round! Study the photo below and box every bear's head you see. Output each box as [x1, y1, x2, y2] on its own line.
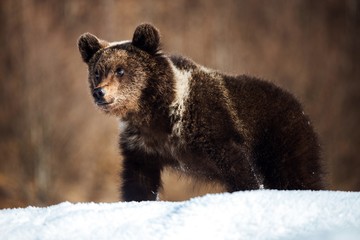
[78, 23, 163, 118]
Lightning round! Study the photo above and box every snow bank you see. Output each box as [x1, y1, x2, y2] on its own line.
[1, 190, 359, 240]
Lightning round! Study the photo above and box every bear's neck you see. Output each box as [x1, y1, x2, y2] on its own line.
[124, 58, 175, 134]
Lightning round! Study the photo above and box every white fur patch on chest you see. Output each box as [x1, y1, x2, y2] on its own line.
[126, 134, 154, 154]
[120, 121, 155, 154]
[119, 120, 128, 133]
[169, 61, 192, 138]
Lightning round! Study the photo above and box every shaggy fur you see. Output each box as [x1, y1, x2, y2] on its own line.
[78, 23, 324, 201]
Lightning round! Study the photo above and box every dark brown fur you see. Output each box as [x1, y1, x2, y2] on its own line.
[78, 23, 324, 201]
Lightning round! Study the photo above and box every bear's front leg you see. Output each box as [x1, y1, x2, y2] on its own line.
[120, 147, 162, 201]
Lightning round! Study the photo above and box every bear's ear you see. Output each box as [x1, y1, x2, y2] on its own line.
[132, 23, 161, 55]
[78, 33, 108, 63]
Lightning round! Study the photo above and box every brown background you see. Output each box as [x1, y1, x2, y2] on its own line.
[0, 0, 359, 208]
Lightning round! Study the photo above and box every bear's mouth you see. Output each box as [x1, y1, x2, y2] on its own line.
[94, 94, 115, 106]
[95, 99, 114, 108]
[96, 101, 112, 106]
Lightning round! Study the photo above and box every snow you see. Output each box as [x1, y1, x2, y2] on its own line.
[1, 190, 360, 240]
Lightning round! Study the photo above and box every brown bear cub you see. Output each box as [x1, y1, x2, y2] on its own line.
[78, 23, 324, 201]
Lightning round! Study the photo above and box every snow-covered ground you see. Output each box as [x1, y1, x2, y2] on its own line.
[1, 190, 359, 240]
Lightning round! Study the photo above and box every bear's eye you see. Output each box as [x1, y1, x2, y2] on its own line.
[94, 71, 100, 81]
[115, 68, 125, 77]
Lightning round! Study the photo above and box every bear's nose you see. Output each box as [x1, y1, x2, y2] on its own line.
[93, 87, 106, 102]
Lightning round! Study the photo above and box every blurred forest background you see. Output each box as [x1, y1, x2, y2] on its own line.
[0, 0, 359, 208]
